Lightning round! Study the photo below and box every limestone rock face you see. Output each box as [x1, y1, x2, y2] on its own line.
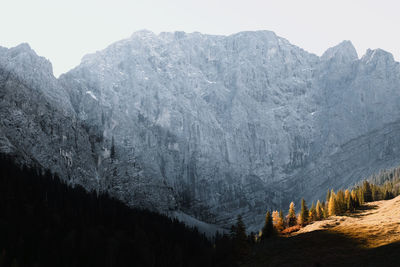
[2, 30, 400, 230]
[0, 41, 176, 214]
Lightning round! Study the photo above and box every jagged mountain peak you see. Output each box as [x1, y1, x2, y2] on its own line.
[10, 42, 32, 53]
[321, 40, 358, 62]
[0, 43, 34, 59]
[0, 43, 77, 115]
[361, 48, 396, 65]
[130, 29, 157, 39]
[0, 43, 54, 76]
[230, 29, 277, 39]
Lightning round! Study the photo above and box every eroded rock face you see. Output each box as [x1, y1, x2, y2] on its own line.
[1, 31, 400, 230]
[0, 42, 177, 214]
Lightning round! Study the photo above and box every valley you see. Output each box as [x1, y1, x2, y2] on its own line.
[1, 30, 400, 231]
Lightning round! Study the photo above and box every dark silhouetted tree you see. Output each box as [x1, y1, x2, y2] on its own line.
[261, 211, 274, 240]
[231, 215, 250, 263]
[299, 198, 309, 226]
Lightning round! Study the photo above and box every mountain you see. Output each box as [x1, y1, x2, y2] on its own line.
[1, 30, 400, 231]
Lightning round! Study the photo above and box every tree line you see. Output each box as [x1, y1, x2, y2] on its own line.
[258, 165, 400, 238]
[223, 164, 400, 264]
[0, 155, 221, 267]
[2, 151, 400, 267]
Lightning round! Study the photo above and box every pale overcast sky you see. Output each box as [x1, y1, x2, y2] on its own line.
[1, 0, 399, 77]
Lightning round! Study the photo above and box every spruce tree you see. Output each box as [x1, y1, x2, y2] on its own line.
[351, 189, 360, 208]
[316, 200, 323, 220]
[299, 198, 309, 226]
[363, 181, 372, 202]
[372, 186, 379, 201]
[287, 202, 297, 227]
[232, 215, 250, 262]
[358, 190, 364, 205]
[336, 190, 345, 214]
[309, 202, 317, 222]
[322, 201, 329, 219]
[278, 210, 285, 231]
[348, 195, 355, 212]
[248, 232, 256, 244]
[326, 189, 331, 203]
[261, 211, 274, 240]
[354, 192, 361, 208]
[345, 190, 351, 212]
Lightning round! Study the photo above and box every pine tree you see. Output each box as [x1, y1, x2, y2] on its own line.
[372, 186, 378, 201]
[328, 193, 337, 216]
[232, 215, 250, 261]
[272, 210, 285, 232]
[261, 211, 274, 240]
[299, 198, 309, 226]
[309, 202, 317, 222]
[351, 189, 360, 208]
[287, 202, 297, 227]
[345, 190, 351, 211]
[248, 232, 256, 244]
[336, 190, 345, 214]
[278, 210, 285, 231]
[272, 211, 280, 231]
[363, 181, 372, 202]
[322, 201, 329, 219]
[349, 195, 356, 212]
[353, 191, 360, 208]
[233, 215, 247, 240]
[316, 200, 323, 220]
[326, 189, 331, 203]
[357, 188, 364, 207]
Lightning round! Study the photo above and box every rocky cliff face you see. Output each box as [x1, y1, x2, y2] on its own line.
[0, 42, 176, 213]
[1, 31, 400, 230]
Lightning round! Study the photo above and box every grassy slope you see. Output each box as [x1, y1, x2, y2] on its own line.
[247, 196, 400, 267]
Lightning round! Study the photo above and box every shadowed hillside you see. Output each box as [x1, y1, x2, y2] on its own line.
[0, 155, 217, 267]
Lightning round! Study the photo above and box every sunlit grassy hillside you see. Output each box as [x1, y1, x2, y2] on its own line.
[247, 196, 400, 266]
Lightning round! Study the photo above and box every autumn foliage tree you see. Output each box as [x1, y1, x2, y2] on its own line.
[287, 202, 297, 227]
[316, 200, 324, 220]
[328, 193, 338, 216]
[362, 181, 373, 202]
[277, 210, 286, 232]
[309, 202, 317, 222]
